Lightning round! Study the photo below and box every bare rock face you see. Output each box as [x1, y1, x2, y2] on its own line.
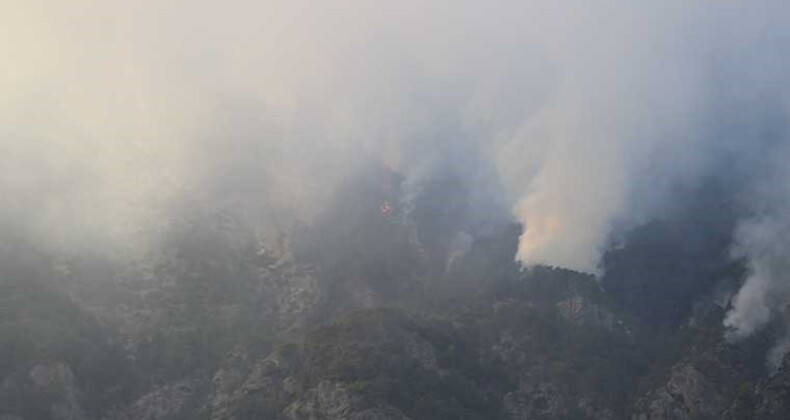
[631, 335, 759, 420]
[273, 267, 322, 332]
[284, 381, 354, 419]
[284, 381, 410, 420]
[118, 381, 194, 420]
[632, 363, 730, 420]
[503, 381, 616, 420]
[209, 349, 299, 420]
[556, 296, 616, 331]
[210, 346, 254, 419]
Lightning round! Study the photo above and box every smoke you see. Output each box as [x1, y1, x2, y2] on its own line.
[726, 217, 789, 340]
[3, 1, 790, 341]
[504, 1, 790, 273]
[1, 0, 531, 254]
[726, 140, 790, 342]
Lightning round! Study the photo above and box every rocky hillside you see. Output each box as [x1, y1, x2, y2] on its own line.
[2, 169, 789, 420]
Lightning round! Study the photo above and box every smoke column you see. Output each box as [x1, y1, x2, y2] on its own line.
[2, 0, 790, 345]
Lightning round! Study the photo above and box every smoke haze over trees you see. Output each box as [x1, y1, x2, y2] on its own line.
[3, 1, 790, 419]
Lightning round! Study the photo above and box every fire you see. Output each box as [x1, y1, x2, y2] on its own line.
[379, 200, 392, 215]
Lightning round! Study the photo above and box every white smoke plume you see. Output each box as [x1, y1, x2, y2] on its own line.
[726, 216, 790, 340]
[726, 140, 790, 342]
[3, 1, 790, 341]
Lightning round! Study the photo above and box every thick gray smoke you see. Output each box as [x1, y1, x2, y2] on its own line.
[3, 1, 790, 347]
